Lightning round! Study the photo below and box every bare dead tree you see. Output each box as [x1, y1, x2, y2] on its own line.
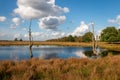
[91, 22, 97, 55]
[29, 19, 33, 58]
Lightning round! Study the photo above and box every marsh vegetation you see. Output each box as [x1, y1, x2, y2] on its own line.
[0, 55, 120, 80]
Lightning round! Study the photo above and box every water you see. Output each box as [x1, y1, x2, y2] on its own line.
[0, 46, 119, 60]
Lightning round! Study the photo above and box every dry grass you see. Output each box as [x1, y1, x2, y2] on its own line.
[98, 42, 120, 51]
[0, 41, 92, 47]
[0, 55, 120, 80]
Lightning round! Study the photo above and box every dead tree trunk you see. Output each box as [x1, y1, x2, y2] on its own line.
[29, 19, 33, 58]
[91, 22, 97, 55]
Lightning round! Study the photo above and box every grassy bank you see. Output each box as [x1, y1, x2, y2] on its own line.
[0, 41, 120, 51]
[0, 41, 92, 46]
[98, 42, 120, 51]
[0, 55, 120, 80]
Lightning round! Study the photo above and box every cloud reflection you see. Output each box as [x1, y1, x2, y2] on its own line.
[38, 46, 63, 59]
[39, 53, 58, 59]
[75, 50, 87, 58]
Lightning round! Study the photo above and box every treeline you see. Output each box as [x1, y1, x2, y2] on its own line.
[48, 26, 120, 43]
[47, 32, 93, 42]
[14, 38, 23, 41]
[47, 35, 82, 42]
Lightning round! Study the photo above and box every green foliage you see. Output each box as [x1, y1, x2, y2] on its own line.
[118, 29, 120, 41]
[48, 27, 120, 43]
[82, 32, 93, 42]
[19, 38, 23, 41]
[100, 27, 120, 42]
[14, 38, 18, 41]
[47, 35, 82, 42]
[74, 36, 82, 42]
[67, 35, 75, 42]
[108, 36, 119, 42]
[14, 38, 23, 41]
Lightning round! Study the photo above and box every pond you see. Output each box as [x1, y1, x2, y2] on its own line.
[0, 46, 120, 60]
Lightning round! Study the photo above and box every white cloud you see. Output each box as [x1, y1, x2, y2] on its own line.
[0, 29, 20, 40]
[97, 30, 102, 36]
[22, 28, 27, 31]
[24, 32, 46, 40]
[96, 29, 102, 40]
[10, 24, 17, 29]
[0, 16, 6, 22]
[24, 31, 66, 41]
[39, 16, 66, 30]
[71, 21, 89, 36]
[51, 32, 65, 38]
[116, 15, 120, 20]
[118, 26, 120, 29]
[0, 31, 7, 37]
[14, 33, 28, 40]
[14, 0, 69, 19]
[108, 15, 120, 25]
[14, 34, 22, 38]
[108, 19, 116, 23]
[12, 17, 21, 26]
[32, 32, 43, 37]
[10, 17, 21, 29]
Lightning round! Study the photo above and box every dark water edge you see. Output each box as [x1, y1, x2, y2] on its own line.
[100, 50, 120, 57]
[0, 45, 119, 60]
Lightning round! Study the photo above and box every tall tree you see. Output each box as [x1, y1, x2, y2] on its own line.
[100, 27, 119, 42]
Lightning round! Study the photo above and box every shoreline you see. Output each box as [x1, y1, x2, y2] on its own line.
[0, 41, 120, 51]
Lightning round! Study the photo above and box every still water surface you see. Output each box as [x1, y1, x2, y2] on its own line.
[0, 46, 119, 60]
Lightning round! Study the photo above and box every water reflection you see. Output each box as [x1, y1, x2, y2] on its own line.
[100, 51, 120, 57]
[74, 50, 87, 58]
[0, 46, 119, 60]
[0, 46, 29, 60]
[37, 47, 62, 59]
[40, 53, 58, 59]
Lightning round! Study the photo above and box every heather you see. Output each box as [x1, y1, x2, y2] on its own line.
[0, 55, 120, 80]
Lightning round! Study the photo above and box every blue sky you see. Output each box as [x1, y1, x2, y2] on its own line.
[0, 0, 120, 40]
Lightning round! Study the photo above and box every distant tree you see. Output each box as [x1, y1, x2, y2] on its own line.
[100, 27, 119, 42]
[67, 35, 75, 42]
[14, 38, 18, 41]
[74, 36, 82, 42]
[82, 32, 93, 42]
[19, 38, 23, 41]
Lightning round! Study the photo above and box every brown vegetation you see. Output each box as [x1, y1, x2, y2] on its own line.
[0, 41, 92, 46]
[98, 42, 120, 51]
[0, 55, 120, 80]
[0, 41, 120, 51]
